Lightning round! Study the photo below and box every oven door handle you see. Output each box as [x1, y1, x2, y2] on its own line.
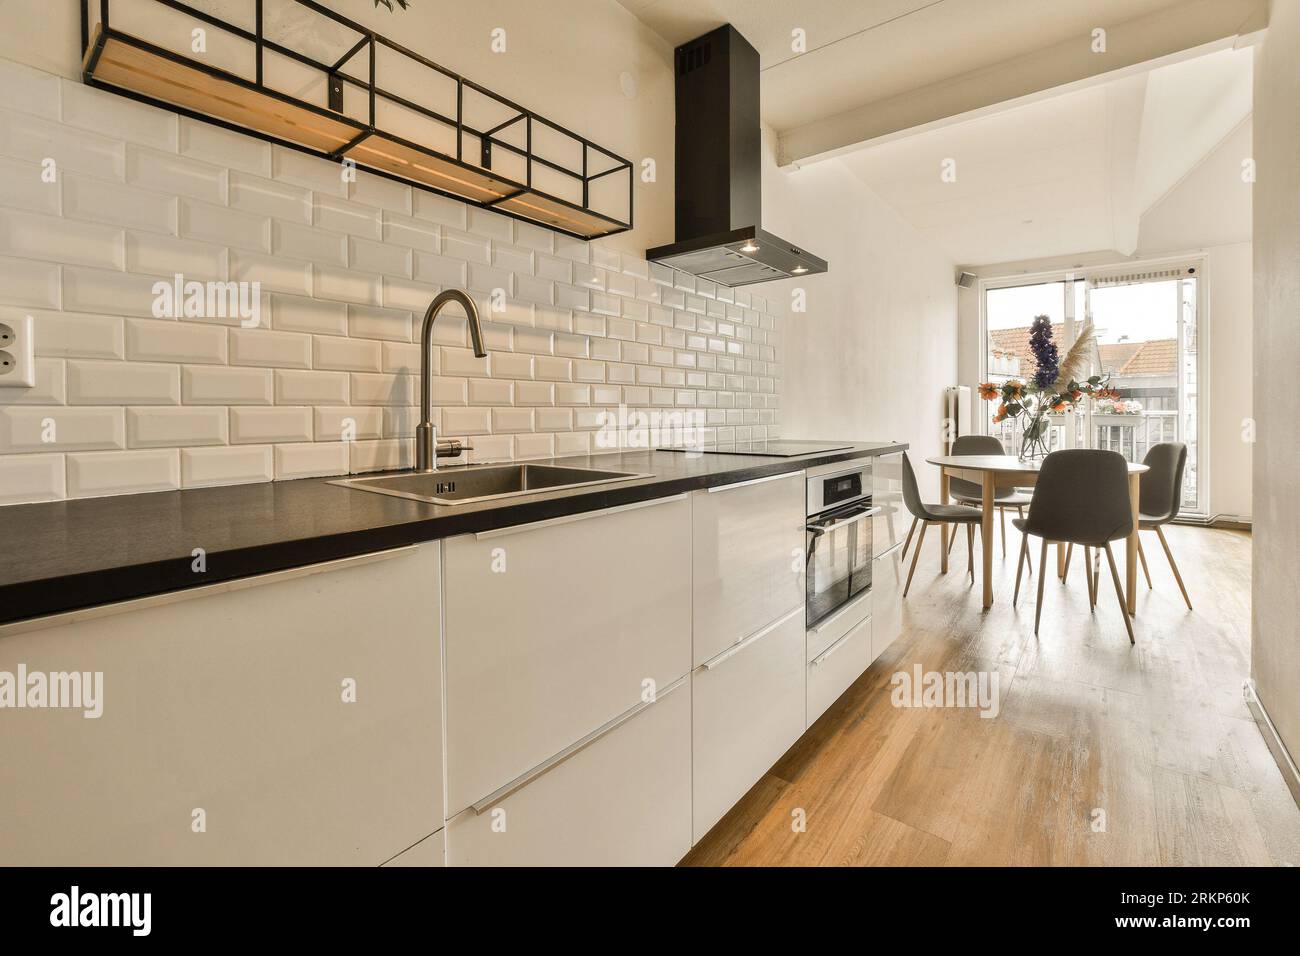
[807, 505, 880, 536]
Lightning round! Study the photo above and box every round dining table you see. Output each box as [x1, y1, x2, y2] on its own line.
[925, 454, 1150, 611]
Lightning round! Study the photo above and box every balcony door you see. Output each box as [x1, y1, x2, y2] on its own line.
[982, 261, 1204, 516]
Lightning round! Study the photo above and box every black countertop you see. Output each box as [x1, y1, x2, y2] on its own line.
[2, 442, 906, 626]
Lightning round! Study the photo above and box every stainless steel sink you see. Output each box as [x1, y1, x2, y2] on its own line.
[329, 463, 650, 505]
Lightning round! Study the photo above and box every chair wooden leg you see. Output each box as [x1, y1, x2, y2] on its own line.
[1155, 526, 1193, 610]
[903, 522, 929, 598]
[966, 523, 975, 585]
[947, 522, 958, 557]
[1063, 542, 1073, 579]
[1034, 538, 1049, 636]
[1082, 546, 1095, 610]
[1136, 534, 1153, 589]
[1018, 506, 1033, 575]
[1013, 533, 1029, 606]
[999, 507, 1006, 556]
[1103, 542, 1136, 644]
[901, 516, 918, 561]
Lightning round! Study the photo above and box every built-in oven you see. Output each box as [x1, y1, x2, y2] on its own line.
[805, 461, 878, 630]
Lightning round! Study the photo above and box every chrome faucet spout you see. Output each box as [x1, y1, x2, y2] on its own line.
[417, 289, 486, 472]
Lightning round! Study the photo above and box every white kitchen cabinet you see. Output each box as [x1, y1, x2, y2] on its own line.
[873, 452, 904, 556]
[692, 606, 806, 842]
[0, 545, 443, 867]
[872, 545, 904, 660]
[441, 495, 692, 817]
[807, 614, 874, 726]
[446, 676, 691, 866]
[382, 829, 445, 867]
[692, 471, 806, 667]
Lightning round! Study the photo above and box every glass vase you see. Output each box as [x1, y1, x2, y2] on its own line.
[1018, 411, 1052, 463]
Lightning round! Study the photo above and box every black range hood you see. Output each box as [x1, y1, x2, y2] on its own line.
[646, 25, 828, 287]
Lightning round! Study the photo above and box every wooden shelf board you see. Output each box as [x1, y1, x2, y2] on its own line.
[87, 33, 363, 154]
[492, 191, 625, 238]
[343, 134, 513, 205]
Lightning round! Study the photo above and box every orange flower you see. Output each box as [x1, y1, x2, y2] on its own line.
[978, 382, 1000, 400]
[1005, 380, 1024, 400]
[1051, 399, 1068, 412]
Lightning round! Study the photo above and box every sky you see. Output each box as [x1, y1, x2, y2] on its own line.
[987, 278, 1191, 345]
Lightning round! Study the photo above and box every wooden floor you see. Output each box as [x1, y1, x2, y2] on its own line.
[683, 524, 1300, 866]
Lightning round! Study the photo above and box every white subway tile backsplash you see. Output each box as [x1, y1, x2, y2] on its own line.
[314, 334, 382, 372]
[68, 360, 179, 404]
[0, 208, 122, 269]
[127, 406, 227, 447]
[63, 174, 175, 234]
[230, 250, 312, 296]
[0, 452, 65, 504]
[1, 406, 123, 453]
[230, 171, 311, 222]
[313, 264, 381, 305]
[182, 366, 274, 405]
[0, 253, 60, 308]
[314, 406, 382, 441]
[230, 328, 312, 368]
[0, 110, 123, 182]
[125, 318, 227, 364]
[0, 62, 783, 504]
[181, 445, 273, 488]
[66, 448, 180, 498]
[349, 171, 412, 214]
[273, 219, 347, 265]
[0, 157, 59, 215]
[61, 80, 177, 151]
[274, 441, 349, 480]
[125, 231, 226, 279]
[230, 407, 313, 444]
[27, 309, 122, 359]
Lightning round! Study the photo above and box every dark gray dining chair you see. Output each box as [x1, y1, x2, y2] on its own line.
[944, 433, 1034, 566]
[1011, 449, 1135, 643]
[900, 452, 984, 596]
[1136, 442, 1192, 610]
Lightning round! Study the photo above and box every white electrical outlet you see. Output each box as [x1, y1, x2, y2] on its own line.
[0, 314, 36, 388]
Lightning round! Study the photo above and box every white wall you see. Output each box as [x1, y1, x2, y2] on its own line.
[0, 2, 798, 503]
[760, 131, 957, 495]
[1251, 0, 1300, 772]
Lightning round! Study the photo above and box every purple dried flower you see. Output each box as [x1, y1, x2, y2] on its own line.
[1028, 314, 1059, 390]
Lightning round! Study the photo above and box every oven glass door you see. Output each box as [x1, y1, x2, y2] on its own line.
[806, 502, 875, 628]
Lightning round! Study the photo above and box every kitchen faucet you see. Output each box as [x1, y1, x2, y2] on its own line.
[416, 289, 487, 472]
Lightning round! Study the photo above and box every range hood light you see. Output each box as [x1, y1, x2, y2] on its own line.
[791, 265, 808, 274]
[740, 242, 759, 253]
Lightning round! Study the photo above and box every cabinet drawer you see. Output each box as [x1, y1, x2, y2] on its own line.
[806, 587, 870, 661]
[872, 452, 904, 556]
[872, 547, 904, 660]
[692, 471, 806, 667]
[807, 615, 874, 726]
[446, 678, 691, 866]
[442, 495, 692, 816]
[382, 829, 445, 867]
[692, 606, 806, 842]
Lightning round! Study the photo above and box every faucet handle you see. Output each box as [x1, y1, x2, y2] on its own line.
[435, 437, 472, 458]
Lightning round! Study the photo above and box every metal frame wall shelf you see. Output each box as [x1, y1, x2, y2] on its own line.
[79, 0, 633, 240]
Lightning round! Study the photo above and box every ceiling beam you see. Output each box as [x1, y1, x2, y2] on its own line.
[777, 0, 1267, 167]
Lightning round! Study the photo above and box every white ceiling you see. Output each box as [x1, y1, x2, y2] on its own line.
[835, 46, 1254, 265]
[614, 0, 1188, 132]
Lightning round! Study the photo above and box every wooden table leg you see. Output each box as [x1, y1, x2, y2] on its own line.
[981, 472, 995, 608]
[1126, 472, 1140, 615]
[939, 468, 950, 574]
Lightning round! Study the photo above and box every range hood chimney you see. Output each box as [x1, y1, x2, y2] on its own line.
[646, 24, 828, 287]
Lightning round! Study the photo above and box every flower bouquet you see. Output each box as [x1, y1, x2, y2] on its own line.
[978, 315, 1116, 461]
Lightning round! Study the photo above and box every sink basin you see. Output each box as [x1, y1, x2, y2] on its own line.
[329, 463, 650, 505]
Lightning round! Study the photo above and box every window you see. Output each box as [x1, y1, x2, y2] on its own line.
[981, 262, 1204, 515]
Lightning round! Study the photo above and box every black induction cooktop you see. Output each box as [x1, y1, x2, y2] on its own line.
[656, 440, 853, 458]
